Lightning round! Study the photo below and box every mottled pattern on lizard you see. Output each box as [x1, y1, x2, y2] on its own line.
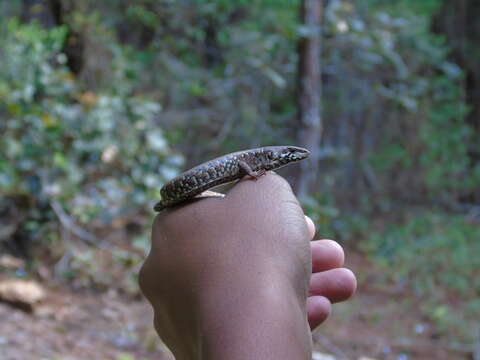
[154, 146, 310, 211]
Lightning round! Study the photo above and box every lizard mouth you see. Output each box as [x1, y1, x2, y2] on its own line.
[286, 146, 310, 161]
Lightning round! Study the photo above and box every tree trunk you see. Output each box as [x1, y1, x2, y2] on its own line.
[48, 0, 85, 75]
[296, 0, 323, 197]
[432, 0, 480, 204]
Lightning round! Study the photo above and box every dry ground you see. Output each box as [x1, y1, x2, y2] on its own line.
[0, 250, 470, 360]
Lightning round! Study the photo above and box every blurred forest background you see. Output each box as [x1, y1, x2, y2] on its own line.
[0, 0, 479, 359]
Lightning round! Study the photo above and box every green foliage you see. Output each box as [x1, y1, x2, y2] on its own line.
[361, 211, 480, 340]
[0, 0, 477, 350]
[0, 0, 478, 317]
[364, 212, 480, 295]
[0, 19, 181, 227]
[321, 2, 475, 200]
[421, 76, 474, 192]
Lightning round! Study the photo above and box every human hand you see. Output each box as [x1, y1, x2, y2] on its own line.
[305, 216, 356, 329]
[139, 172, 356, 359]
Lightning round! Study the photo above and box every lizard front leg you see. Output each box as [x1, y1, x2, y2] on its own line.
[239, 161, 266, 180]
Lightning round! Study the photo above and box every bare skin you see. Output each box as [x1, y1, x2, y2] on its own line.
[139, 173, 356, 360]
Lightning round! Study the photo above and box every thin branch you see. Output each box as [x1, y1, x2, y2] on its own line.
[50, 201, 105, 248]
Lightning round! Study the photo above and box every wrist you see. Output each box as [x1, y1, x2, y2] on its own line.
[197, 274, 311, 360]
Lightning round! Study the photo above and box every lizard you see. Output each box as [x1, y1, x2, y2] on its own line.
[154, 146, 310, 211]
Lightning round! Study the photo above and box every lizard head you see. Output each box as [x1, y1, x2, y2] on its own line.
[266, 146, 310, 168]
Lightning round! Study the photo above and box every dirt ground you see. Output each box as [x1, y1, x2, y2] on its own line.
[0, 251, 471, 360]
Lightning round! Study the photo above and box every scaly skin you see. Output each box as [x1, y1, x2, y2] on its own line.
[154, 146, 310, 211]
